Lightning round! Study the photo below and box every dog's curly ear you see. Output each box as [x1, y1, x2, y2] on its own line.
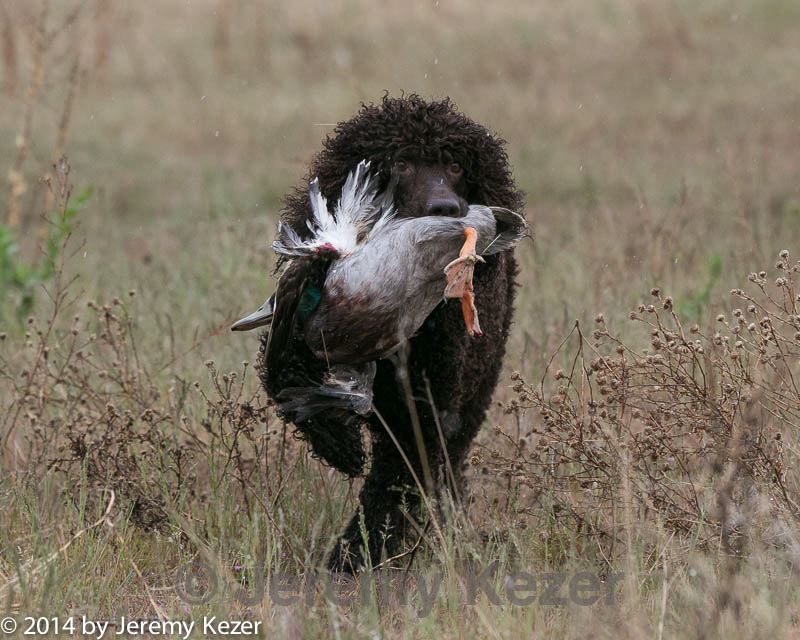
[376, 171, 399, 209]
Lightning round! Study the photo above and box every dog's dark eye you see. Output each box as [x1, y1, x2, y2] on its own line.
[394, 160, 412, 174]
[449, 162, 463, 176]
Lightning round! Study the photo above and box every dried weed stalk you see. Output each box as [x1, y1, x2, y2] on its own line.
[1, 161, 280, 529]
[481, 251, 800, 561]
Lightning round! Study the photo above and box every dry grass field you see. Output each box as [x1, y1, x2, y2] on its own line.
[2, 1, 800, 638]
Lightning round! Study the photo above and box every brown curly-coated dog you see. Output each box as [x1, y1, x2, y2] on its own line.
[258, 94, 525, 572]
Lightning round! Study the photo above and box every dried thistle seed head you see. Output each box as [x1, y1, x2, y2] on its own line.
[663, 297, 673, 309]
[716, 314, 725, 322]
[690, 324, 700, 334]
[595, 313, 604, 323]
[780, 249, 789, 259]
[650, 287, 661, 297]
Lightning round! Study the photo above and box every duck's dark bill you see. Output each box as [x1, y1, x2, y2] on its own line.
[231, 297, 275, 331]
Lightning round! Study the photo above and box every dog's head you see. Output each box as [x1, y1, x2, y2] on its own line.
[284, 94, 524, 232]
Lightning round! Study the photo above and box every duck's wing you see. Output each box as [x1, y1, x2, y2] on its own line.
[265, 259, 319, 378]
[277, 362, 376, 422]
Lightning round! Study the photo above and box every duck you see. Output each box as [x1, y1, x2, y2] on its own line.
[231, 161, 527, 422]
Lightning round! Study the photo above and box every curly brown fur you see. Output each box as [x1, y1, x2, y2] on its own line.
[257, 94, 525, 572]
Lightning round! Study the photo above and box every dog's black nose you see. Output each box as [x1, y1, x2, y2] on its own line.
[425, 198, 461, 217]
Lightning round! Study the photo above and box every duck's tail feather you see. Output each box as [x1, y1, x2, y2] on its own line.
[272, 221, 317, 257]
[277, 362, 376, 423]
[337, 160, 376, 224]
[337, 160, 397, 235]
[308, 177, 332, 232]
[482, 206, 530, 255]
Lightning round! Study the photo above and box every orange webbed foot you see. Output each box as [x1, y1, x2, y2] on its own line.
[444, 227, 484, 337]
